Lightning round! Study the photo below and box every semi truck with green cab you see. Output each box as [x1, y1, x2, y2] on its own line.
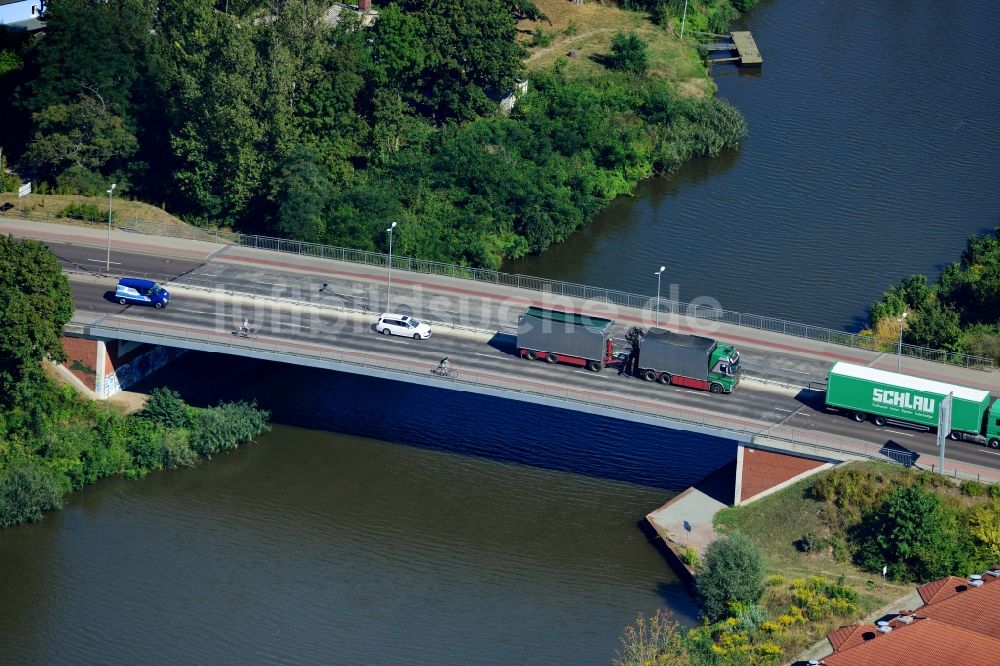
[636, 328, 741, 393]
[825, 362, 1000, 448]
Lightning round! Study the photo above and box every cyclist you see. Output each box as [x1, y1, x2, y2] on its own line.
[437, 357, 452, 376]
[239, 318, 252, 337]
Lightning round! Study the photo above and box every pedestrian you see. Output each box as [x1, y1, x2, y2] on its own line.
[618, 351, 631, 376]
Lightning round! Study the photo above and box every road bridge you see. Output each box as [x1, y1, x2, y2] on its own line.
[4, 218, 1000, 484]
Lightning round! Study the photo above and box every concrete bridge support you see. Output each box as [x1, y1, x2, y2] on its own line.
[61, 336, 186, 398]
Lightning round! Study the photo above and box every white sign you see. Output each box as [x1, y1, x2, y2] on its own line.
[18, 181, 31, 197]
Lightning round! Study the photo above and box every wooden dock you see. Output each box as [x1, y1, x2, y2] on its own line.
[695, 30, 763, 67]
[730, 31, 762, 66]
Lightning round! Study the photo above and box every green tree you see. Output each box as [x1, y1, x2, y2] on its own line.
[610, 32, 649, 76]
[855, 486, 963, 582]
[18, 96, 138, 183]
[904, 299, 962, 351]
[0, 237, 74, 408]
[391, 0, 526, 120]
[150, 0, 267, 222]
[140, 387, 190, 429]
[272, 146, 332, 243]
[696, 532, 766, 622]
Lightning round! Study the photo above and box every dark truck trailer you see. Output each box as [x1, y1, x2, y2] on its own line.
[637, 328, 741, 393]
[517, 307, 616, 372]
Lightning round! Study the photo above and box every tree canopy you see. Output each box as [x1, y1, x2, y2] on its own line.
[0, 236, 74, 408]
[4, 0, 748, 267]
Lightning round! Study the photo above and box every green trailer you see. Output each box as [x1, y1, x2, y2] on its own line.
[826, 362, 1000, 446]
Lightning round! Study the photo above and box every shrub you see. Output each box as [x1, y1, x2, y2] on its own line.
[55, 165, 107, 196]
[960, 479, 989, 497]
[613, 610, 688, 666]
[0, 465, 65, 526]
[696, 532, 766, 622]
[160, 429, 197, 469]
[531, 27, 552, 48]
[731, 601, 768, 634]
[58, 202, 108, 221]
[610, 32, 648, 76]
[795, 532, 817, 552]
[564, 20, 578, 37]
[681, 546, 699, 568]
[189, 400, 270, 455]
[140, 387, 190, 429]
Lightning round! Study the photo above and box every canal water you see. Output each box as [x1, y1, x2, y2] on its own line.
[4, 2, 999, 663]
[507, 0, 1000, 332]
[0, 355, 713, 664]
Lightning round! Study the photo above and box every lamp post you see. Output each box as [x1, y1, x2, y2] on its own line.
[385, 221, 397, 312]
[105, 183, 116, 275]
[897, 311, 908, 372]
[654, 265, 666, 327]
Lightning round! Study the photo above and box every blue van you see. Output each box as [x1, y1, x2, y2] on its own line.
[116, 278, 170, 308]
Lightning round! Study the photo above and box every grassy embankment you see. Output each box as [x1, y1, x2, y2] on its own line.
[521, 0, 712, 97]
[712, 460, 997, 656]
[1, 192, 189, 227]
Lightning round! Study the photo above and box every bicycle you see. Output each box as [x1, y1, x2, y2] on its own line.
[431, 367, 458, 379]
[235, 323, 257, 338]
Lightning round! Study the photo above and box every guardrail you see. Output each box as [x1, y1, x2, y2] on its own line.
[11, 209, 993, 370]
[119, 218, 993, 371]
[70, 313, 999, 483]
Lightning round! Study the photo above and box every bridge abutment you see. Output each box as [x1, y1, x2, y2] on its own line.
[62, 336, 187, 399]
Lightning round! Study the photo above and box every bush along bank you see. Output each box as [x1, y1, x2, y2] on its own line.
[0, 385, 270, 528]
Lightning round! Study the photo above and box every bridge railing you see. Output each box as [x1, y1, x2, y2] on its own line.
[46, 214, 994, 370]
[72, 314, 999, 483]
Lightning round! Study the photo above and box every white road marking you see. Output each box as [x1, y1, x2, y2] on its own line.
[773, 407, 795, 412]
[778, 368, 813, 375]
[878, 429, 914, 437]
[174, 308, 223, 316]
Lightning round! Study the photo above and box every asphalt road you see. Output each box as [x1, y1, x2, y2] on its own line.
[45, 238, 1000, 474]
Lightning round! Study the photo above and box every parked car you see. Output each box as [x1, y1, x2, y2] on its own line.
[116, 277, 170, 308]
[375, 313, 432, 340]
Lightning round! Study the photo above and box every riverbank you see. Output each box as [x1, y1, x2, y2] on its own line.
[0, 374, 270, 528]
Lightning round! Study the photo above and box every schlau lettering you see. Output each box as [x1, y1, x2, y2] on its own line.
[872, 388, 935, 414]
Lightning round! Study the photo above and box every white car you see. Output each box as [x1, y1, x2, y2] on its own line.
[375, 313, 432, 340]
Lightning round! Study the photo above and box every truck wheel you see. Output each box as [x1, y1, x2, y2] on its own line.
[525, 350, 537, 361]
[545, 353, 559, 364]
[642, 369, 656, 382]
[874, 416, 886, 427]
[118, 298, 127, 305]
[989, 439, 1000, 449]
[586, 360, 602, 372]
[949, 431, 961, 441]
[710, 383, 723, 394]
[656, 373, 671, 385]
[853, 412, 866, 423]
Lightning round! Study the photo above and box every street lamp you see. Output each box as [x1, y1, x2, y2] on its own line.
[385, 221, 397, 312]
[654, 265, 666, 327]
[105, 183, 116, 275]
[897, 311, 908, 372]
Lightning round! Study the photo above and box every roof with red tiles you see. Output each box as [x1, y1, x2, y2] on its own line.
[918, 576, 1000, 640]
[917, 575, 973, 605]
[821, 618, 1000, 666]
[822, 572, 1000, 665]
[826, 623, 877, 652]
